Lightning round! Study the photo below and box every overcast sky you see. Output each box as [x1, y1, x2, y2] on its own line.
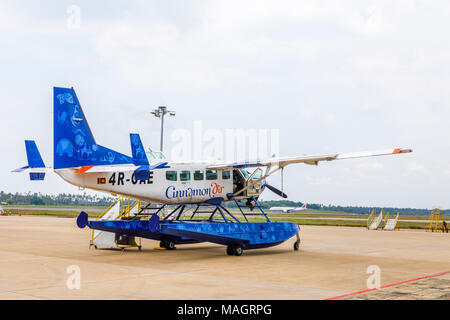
[1, 0, 449, 208]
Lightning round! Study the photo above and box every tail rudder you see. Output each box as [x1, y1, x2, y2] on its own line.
[130, 133, 149, 166]
[25, 140, 45, 168]
[53, 87, 133, 169]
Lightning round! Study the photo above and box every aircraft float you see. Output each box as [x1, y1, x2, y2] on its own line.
[13, 87, 412, 256]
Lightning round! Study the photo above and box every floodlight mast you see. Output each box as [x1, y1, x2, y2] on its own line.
[150, 106, 175, 152]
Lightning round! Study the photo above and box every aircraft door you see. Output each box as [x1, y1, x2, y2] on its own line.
[233, 169, 246, 195]
[247, 168, 263, 197]
[233, 168, 263, 197]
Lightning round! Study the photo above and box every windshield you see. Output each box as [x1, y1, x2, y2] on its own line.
[251, 169, 262, 180]
[239, 169, 250, 180]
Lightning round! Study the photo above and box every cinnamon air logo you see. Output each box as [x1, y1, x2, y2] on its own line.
[210, 182, 224, 195]
[166, 183, 224, 199]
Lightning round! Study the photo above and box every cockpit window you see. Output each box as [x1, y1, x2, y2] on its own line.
[239, 169, 250, 180]
[251, 170, 261, 180]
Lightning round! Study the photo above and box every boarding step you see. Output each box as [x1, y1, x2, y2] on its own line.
[368, 211, 384, 230]
[383, 213, 399, 231]
[91, 197, 144, 250]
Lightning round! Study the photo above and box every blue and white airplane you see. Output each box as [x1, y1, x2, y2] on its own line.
[14, 87, 412, 256]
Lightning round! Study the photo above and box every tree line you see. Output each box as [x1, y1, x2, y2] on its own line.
[226, 200, 448, 216]
[0, 191, 114, 206]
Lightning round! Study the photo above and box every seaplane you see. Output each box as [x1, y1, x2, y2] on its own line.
[269, 204, 307, 213]
[13, 87, 412, 256]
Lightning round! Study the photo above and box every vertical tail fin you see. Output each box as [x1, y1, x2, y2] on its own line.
[130, 133, 149, 166]
[53, 87, 133, 169]
[12, 140, 46, 180]
[25, 140, 45, 168]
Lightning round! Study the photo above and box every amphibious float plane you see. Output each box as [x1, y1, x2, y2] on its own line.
[14, 87, 412, 256]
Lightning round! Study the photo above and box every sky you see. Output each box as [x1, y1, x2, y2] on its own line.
[0, 0, 449, 208]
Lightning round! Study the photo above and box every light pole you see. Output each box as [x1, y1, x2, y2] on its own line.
[150, 106, 175, 152]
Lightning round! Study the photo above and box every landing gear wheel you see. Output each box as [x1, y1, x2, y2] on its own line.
[233, 245, 243, 256]
[166, 239, 176, 250]
[226, 245, 234, 256]
[294, 232, 301, 251]
[159, 239, 167, 248]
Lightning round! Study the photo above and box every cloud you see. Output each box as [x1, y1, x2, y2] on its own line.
[407, 162, 427, 174]
[300, 108, 315, 120]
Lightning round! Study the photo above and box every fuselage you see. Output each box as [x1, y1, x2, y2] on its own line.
[56, 163, 258, 204]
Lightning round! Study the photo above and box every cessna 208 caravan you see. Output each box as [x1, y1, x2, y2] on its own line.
[14, 87, 412, 256]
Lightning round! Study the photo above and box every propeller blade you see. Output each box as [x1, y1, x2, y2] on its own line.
[265, 184, 288, 198]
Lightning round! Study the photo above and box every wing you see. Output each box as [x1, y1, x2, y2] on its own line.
[207, 148, 412, 170]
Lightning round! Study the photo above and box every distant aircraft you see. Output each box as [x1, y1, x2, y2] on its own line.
[269, 203, 307, 213]
[13, 87, 412, 255]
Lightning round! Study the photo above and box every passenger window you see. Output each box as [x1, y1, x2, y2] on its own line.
[222, 170, 231, 180]
[206, 170, 218, 180]
[166, 171, 177, 181]
[194, 170, 204, 181]
[180, 171, 191, 181]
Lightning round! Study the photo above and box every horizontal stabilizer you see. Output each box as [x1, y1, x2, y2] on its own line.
[30, 172, 45, 180]
[164, 228, 250, 246]
[134, 162, 170, 181]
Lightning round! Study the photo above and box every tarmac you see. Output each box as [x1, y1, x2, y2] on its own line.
[0, 215, 448, 300]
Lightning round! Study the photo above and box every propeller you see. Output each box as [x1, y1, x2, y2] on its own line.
[263, 183, 288, 199]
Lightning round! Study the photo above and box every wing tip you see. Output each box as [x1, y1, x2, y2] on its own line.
[393, 148, 412, 154]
